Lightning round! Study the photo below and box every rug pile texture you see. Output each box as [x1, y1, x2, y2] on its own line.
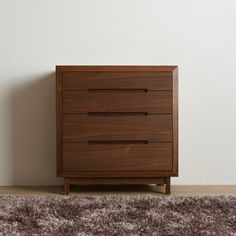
[0, 195, 236, 235]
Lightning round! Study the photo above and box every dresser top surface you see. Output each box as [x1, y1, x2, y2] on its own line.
[56, 65, 178, 72]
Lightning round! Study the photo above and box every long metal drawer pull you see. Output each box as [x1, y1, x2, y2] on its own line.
[87, 89, 148, 93]
[88, 140, 149, 145]
[87, 112, 148, 116]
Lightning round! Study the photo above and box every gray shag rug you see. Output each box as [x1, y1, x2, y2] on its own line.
[0, 195, 236, 235]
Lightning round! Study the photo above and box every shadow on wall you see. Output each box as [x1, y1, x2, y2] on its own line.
[9, 72, 62, 185]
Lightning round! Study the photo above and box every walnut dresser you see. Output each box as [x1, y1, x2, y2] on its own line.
[56, 66, 178, 195]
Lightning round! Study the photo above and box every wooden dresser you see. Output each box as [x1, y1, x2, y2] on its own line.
[56, 66, 178, 195]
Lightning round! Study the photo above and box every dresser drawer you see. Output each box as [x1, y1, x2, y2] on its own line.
[63, 72, 172, 90]
[63, 143, 172, 171]
[63, 114, 172, 142]
[63, 91, 172, 114]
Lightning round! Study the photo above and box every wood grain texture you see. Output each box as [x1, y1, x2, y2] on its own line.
[172, 67, 178, 175]
[63, 170, 175, 178]
[56, 65, 178, 194]
[63, 91, 172, 114]
[56, 69, 63, 176]
[56, 65, 178, 72]
[64, 178, 69, 195]
[63, 71, 173, 90]
[63, 143, 172, 171]
[166, 177, 171, 194]
[63, 114, 172, 142]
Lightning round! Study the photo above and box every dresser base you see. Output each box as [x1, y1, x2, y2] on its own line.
[64, 177, 171, 195]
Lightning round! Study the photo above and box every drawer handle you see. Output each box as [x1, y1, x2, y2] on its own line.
[88, 140, 149, 145]
[87, 112, 148, 116]
[87, 89, 148, 93]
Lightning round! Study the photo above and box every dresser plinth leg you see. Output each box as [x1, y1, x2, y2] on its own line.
[165, 177, 171, 194]
[64, 178, 70, 195]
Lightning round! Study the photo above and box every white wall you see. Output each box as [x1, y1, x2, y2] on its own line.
[0, 0, 236, 186]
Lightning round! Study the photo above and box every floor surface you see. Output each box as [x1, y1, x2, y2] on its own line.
[0, 185, 236, 196]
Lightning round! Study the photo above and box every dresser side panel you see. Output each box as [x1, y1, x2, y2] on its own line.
[172, 67, 178, 176]
[56, 68, 63, 176]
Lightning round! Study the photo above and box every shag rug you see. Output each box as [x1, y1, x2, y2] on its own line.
[0, 195, 236, 235]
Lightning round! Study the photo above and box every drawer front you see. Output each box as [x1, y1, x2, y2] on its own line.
[63, 114, 172, 142]
[63, 91, 172, 114]
[63, 143, 172, 171]
[63, 72, 172, 90]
